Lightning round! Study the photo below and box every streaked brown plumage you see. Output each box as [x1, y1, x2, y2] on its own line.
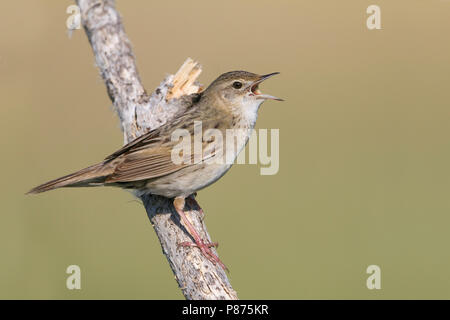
[28, 70, 282, 270]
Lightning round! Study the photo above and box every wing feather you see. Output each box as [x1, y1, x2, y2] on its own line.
[102, 103, 226, 184]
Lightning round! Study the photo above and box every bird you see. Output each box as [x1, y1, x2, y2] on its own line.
[27, 71, 283, 270]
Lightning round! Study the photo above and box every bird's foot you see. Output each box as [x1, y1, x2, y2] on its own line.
[178, 240, 228, 272]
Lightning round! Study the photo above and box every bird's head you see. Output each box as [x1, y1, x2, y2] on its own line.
[203, 71, 283, 118]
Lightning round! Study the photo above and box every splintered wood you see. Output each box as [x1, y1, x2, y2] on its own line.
[166, 58, 203, 101]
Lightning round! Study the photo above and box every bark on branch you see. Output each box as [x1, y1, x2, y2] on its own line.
[76, 0, 238, 300]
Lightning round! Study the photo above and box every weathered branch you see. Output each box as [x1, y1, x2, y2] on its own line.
[76, 0, 238, 300]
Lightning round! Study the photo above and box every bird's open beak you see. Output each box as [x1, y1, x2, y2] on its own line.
[249, 72, 284, 101]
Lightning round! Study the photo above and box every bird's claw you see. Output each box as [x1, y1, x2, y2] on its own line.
[177, 240, 227, 272]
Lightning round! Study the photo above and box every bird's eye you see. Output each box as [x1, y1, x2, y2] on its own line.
[232, 81, 242, 89]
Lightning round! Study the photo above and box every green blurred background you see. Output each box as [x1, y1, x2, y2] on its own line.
[1, 0, 449, 299]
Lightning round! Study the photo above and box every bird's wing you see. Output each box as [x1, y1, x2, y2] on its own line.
[103, 129, 162, 162]
[103, 122, 221, 183]
[105, 146, 193, 182]
[104, 92, 202, 162]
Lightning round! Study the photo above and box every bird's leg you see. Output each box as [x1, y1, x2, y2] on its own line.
[173, 197, 228, 271]
[186, 193, 204, 220]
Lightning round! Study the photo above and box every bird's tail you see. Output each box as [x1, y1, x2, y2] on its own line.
[27, 162, 112, 194]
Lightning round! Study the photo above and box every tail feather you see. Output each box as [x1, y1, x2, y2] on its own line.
[27, 163, 111, 194]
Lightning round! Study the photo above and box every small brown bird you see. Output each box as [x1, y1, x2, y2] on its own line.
[28, 71, 282, 270]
